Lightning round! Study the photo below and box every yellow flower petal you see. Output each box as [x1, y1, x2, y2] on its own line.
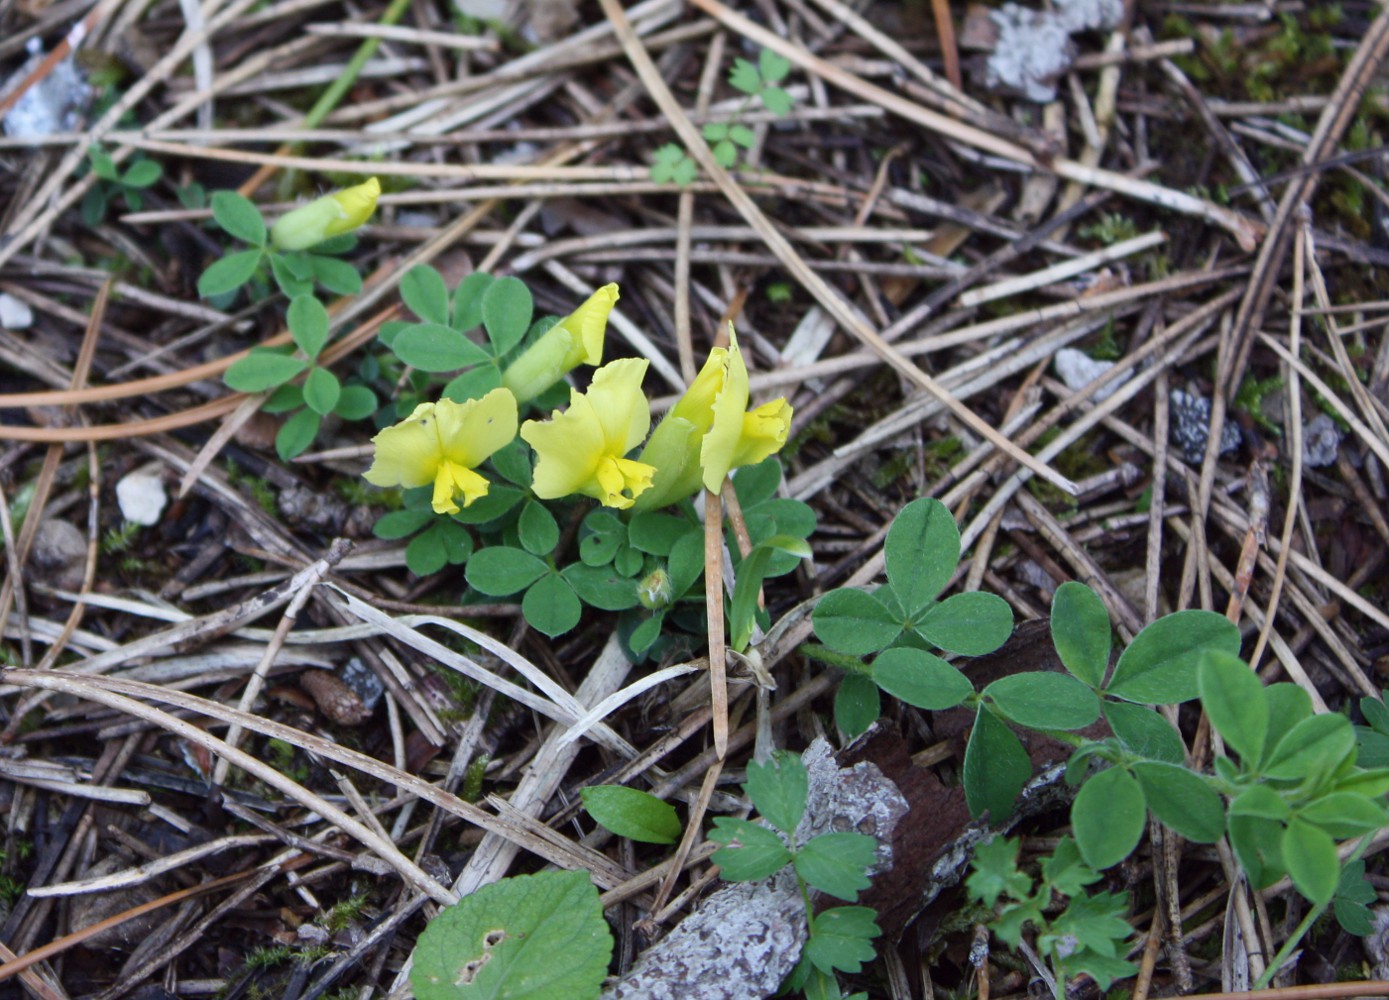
[593, 455, 656, 510]
[699, 331, 751, 490]
[557, 283, 618, 369]
[435, 389, 519, 468]
[432, 460, 491, 515]
[364, 402, 444, 489]
[586, 358, 652, 456]
[730, 398, 793, 469]
[522, 358, 654, 508]
[364, 388, 519, 513]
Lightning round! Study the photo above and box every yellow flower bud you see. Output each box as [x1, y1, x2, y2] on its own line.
[502, 284, 619, 403]
[271, 177, 381, 252]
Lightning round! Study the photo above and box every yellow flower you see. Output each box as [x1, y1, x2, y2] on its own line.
[521, 358, 655, 509]
[363, 388, 518, 515]
[501, 284, 619, 403]
[271, 177, 381, 252]
[634, 327, 792, 510]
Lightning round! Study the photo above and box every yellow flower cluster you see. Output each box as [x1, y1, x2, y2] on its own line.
[363, 286, 793, 515]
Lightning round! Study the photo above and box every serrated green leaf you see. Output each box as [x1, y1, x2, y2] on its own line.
[288, 294, 330, 359]
[410, 869, 612, 1000]
[966, 836, 1033, 908]
[745, 752, 808, 835]
[1072, 766, 1145, 869]
[835, 674, 880, 738]
[466, 546, 550, 595]
[759, 47, 791, 83]
[581, 785, 681, 844]
[805, 906, 880, 975]
[984, 672, 1099, 731]
[760, 86, 794, 115]
[709, 818, 791, 880]
[729, 57, 762, 94]
[1131, 761, 1224, 843]
[198, 249, 263, 298]
[1039, 837, 1101, 896]
[813, 588, 902, 656]
[884, 497, 959, 616]
[1283, 818, 1339, 905]
[225, 350, 308, 392]
[393, 323, 492, 372]
[914, 591, 1013, 656]
[275, 407, 320, 460]
[401, 264, 450, 325]
[211, 190, 265, 245]
[963, 706, 1031, 821]
[795, 832, 876, 901]
[1050, 582, 1111, 687]
[482, 276, 533, 355]
[1107, 609, 1240, 704]
[872, 647, 972, 710]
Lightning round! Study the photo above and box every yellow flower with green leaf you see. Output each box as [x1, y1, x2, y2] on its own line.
[521, 358, 655, 509]
[502, 283, 619, 403]
[271, 176, 381, 252]
[364, 388, 518, 515]
[634, 327, 792, 510]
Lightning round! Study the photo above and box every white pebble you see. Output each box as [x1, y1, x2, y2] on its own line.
[0, 293, 32, 329]
[1054, 347, 1130, 403]
[116, 471, 168, 526]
